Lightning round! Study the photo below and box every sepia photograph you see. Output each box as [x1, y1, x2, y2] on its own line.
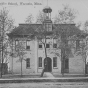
[0, 0, 88, 88]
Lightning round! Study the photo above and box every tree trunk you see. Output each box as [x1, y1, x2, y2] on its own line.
[85, 56, 86, 76]
[61, 33, 68, 76]
[61, 48, 65, 76]
[21, 58, 22, 77]
[12, 39, 13, 74]
[41, 38, 47, 77]
[1, 38, 3, 77]
[1, 18, 5, 77]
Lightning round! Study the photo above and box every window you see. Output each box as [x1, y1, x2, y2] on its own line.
[39, 57, 42, 67]
[26, 58, 30, 68]
[15, 40, 19, 45]
[48, 24, 52, 31]
[53, 57, 57, 67]
[46, 44, 50, 48]
[44, 23, 52, 31]
[53, 39, 57, 48]
[45, 24, 49, 31]
[53, 44, 57, 48]
[38, 40, 43, 49]
[26, 40, 30, 50]
[64, 59, 69, 69]
[46, 39, 50, 48]
[15, 40, 19, 50]
[76, 40, 80, 50]
[39, 44, 42, 48]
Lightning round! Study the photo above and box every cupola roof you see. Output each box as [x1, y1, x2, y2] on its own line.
[43, 6, 52, 13]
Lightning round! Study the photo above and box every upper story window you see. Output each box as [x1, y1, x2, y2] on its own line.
[46, 44, 50, 48]
[15, 40, 19, 50]
[53, 39, 57, 48]
[45, 23, 52, 31]
[26, 40, 30, 50]
[76, 40, 80, 50]
[15, 40, 19, 45]
[39, 44, 42, 48]
[46, 39, 50, 48]
[38, 41, 43, 49]
[48, 24, 52, 31]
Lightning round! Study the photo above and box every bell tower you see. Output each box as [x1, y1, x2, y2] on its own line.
[43, 6, 52, 31]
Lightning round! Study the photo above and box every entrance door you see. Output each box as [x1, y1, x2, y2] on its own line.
[44, 57, 52, 72]
[64, 59, 69, 73]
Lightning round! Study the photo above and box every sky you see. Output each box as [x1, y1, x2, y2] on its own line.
[0, 0, 88, 27]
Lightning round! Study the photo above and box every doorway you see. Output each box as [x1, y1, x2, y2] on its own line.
[44, 57, 52, 72]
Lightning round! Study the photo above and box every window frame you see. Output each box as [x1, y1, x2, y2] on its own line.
[48, 24, 52, 31]
[39, 44, 42, 48]
[45, 24, 52, 31]
[76, 40, 80, 50]
[15, 40, 19, 51]
[53, 43, 57, 48]
[53, 57, 57, 68]
[26, 58, 30, 68]
[38, 57, 42, 68]
[46, 43, 50, 48]
[53, 39, 57, 48]
[26, 40, 30, 50]
[38, 41, 43, 49]
[64, 59, 69, 69]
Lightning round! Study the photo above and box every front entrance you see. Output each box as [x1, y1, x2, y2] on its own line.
[44, 57, 52, 72]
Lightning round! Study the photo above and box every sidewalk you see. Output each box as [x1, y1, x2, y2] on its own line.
[0, 76, 88, 83]
[0, 73, 88, 83]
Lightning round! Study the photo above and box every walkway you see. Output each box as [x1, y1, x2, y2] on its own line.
[45, 72, 55, 78]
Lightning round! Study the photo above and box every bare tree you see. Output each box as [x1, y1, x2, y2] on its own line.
[15, 41, 26, 76]
[35, 25, 53, 77]
[83, 21, 88, 33]
[75, 36, 88, 76]
[0, 8, 14, 77]
[25, 13, 34, 24]
[54, 5, 77, 24]
[36, 11, 45, 24]
[53, 24, 83, 76]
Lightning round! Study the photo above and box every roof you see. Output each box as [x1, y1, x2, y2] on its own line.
[7, 23, 85, 38]
[43, 6, 52, 13]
